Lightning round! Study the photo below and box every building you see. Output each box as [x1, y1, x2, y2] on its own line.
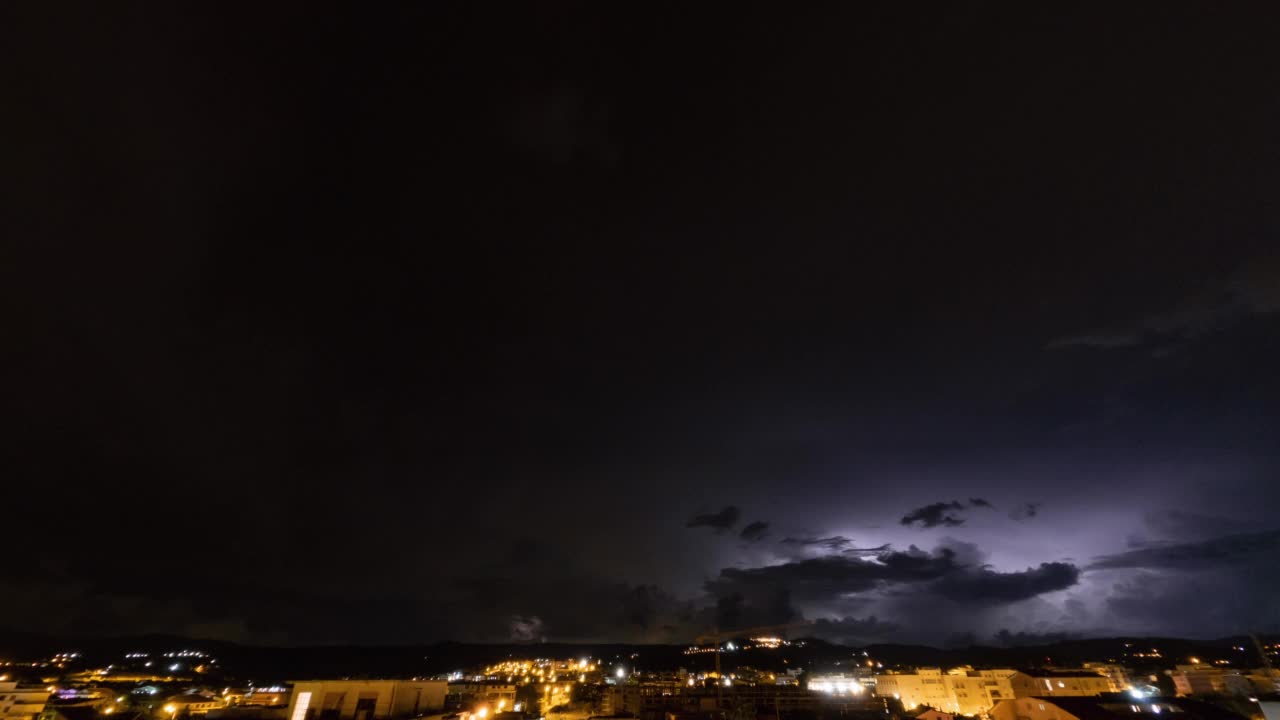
[991, 695, 1248, 720]
[916, 711, 955, 720]
[876, 669, 1112, 716]
[1081, 665, 1133, 694]
[602, 680, 830, 720]
[161, 695, 224, 717]
[0, 681, 52, 720]
[37, 706, 104, 720]
[287, 681, 448, 720]
[808, 673, 874, 695]
[601, 679, 684, 717]
[1169, 667, 1253, 697]
[1259, 694, 1280, 720]
[876, 669, 953, 711]
[241, 688, 290, 707]
[1248, 671, 1280, 696]
[446, 684, 517, 712]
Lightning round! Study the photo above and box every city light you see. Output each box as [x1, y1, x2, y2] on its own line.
[476, 708, 488, 719]
[616, 667, 626, 679]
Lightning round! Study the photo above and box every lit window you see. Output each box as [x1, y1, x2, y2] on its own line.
[290, 693, 311, 720]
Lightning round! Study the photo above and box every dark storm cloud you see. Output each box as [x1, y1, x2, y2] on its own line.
[708, 545, 1080, 609]
[1088, 528, 1280, 571]
[1050, 253, 1280, 350]
[706, 549, 958, 602]
[1102, 568, 1280, 637]
[0, 563, 415, 645]
[991, 628, 1080, 647]
[1142, 510, 1238, 541]
[739, 521, 770, 542]
[508, 615, 545, 642]
[812, 615, 900, 644]
[901, 498, 998, 528]
[713, 588, 799, 629]
[901, 501, 966, 528]
[453, 574, 699, 642]
[780, 535, 852, 550]
[928, 562, 1079, 604]
[1009, 502, 1041, 521]
[842, 544, 892, 556]
[1048, 332, 1144, 350]
[900, 501, 966, 528]
[686, 506, 740, 532]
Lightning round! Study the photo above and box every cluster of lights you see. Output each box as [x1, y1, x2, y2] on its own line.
[458, 703, 518, 720]
[480, 658, 596, 684]
[164, 650, 207, 658]
[808, 679, 865, 695]
[125, 653, 151, 659]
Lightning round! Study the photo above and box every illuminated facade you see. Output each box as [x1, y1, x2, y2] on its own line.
[1080, 664, 1132, 693]
[991, 696, 1247, 720]
[875, 669, 1111, 716]
[0, 682, 50, 720]
[1168, 666, 1253, 697]
[286, 681, 447, 720]
[161, 694, 223, 716]
[446, 684, 517, 712]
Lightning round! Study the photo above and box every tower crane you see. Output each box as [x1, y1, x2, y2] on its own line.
[694, 621, 814, 713]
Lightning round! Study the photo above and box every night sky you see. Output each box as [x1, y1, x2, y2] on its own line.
[4, 5, 1280, 647]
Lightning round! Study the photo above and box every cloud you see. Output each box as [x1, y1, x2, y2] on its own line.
[811, 615, 900, 644]
[1047, 332, 1144, 349]
[901, 498, 998, 528]
[1088, 528, 1280, 571]
[1141, 510, 1239, 542]
[739, 521, 770, 542]
[686, 506, 740, 532]
[781, 535, 851, 550]
[991, 628, 1080, 647]
[706, 549, 958, 605]
[1099, 569, 1280, 637]
[509, 615, 545, 642]
[708, 544, 1079, 609]
[1049, 253, 1280, 351]
[1009, 502, 1041, 521]
[452, 573, 700, 642]
[901, 501, 967, 528]
[929, 562, 1079, 604]
[842, 543, 892, 556]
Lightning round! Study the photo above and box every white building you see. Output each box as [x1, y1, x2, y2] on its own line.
[287, 681, 447, 720]
[0, 682, 51, 720]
